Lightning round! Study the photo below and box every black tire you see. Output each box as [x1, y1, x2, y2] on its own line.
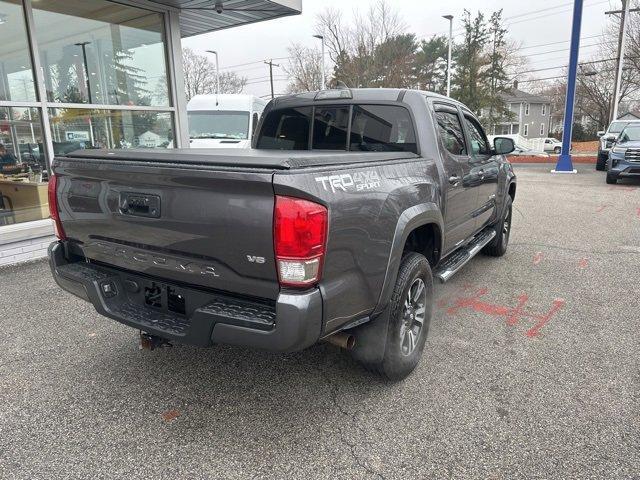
[605, 156, 617, 184]
[554, 146, 561, 154]
[596, 154, 606, 171]
[361, 252, 433, 381]
[483, 196, 513, 257]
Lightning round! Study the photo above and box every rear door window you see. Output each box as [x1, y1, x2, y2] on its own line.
[312, 106, 350, 150]
[350, 105, 417, 153]
[434, 109, 467, 156]
[256, 107, 311, 150]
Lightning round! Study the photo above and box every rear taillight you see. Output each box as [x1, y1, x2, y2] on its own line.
[274, 195, 328, 287]
[47, 174, 66, 240]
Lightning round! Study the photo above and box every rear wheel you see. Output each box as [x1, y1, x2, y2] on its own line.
[355, 252, 433, 381]
[596, 154, 607, 171]
[483, 196, 513, 257]
[554, 146, 561, 154]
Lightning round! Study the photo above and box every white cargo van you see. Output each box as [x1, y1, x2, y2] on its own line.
[187, 94, 267, 149]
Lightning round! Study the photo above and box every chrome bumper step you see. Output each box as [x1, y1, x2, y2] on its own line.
[434, 228, 497, 283]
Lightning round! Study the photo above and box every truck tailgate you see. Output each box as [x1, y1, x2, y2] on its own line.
[54, 156, 279, 300]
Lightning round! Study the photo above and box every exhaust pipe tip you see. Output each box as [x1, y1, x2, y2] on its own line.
[325, 332, 356, 350]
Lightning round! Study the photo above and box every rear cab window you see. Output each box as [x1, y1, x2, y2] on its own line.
[257, 104, 417, 154]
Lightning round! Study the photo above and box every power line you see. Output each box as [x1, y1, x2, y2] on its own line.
[519, 33, 604, 50]
[513, 57, 626, 76]
[517, 65, 621, 83]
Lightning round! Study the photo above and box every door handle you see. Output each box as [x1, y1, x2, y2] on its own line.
[449, 175, 460, 185]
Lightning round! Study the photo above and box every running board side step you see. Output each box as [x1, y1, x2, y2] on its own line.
[434, 228, 497, 283]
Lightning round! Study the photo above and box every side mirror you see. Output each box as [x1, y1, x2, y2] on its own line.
[597, 131, 605, 137]
[493, 137, 515, 155]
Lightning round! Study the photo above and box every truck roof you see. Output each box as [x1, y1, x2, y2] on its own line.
[188, 94, 267, 111]
[271, 88, 468, 110]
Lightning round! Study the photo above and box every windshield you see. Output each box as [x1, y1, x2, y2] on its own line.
[188, 111, 249, 140]
[608, 121, 629, 134]
[619, 126, 640, 142]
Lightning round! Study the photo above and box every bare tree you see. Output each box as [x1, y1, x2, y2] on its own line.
[314, 0, 406, 88]
[219, 71, 248, 94]
[182, 48, 247, 100]
[283, 43, 324, 93]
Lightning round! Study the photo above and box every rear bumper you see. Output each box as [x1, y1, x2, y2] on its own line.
[48, 242, 322, 352]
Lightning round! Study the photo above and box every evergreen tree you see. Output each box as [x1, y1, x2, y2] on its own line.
[485, 10, 512, 132]
[414, 36, 448, 94]
[452, 10, 490, 113]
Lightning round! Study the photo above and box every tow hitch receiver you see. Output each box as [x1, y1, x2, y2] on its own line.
[139, 331, 172, 351]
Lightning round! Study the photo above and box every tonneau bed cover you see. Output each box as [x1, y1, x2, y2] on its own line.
[62, 148, 419, 170]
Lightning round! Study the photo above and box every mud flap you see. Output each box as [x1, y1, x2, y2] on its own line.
[349, 305, 391, 365]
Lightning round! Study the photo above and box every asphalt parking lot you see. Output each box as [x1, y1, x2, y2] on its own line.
[1, 165, 639, 480]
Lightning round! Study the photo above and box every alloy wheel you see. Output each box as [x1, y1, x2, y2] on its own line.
[399, 278, 427, 356]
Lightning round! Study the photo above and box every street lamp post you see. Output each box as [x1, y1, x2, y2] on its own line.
[442, 15, 453, 97]
[313, 34, 326, 90]
[206, 50, 220, 106]
[74, 41, 92, 103]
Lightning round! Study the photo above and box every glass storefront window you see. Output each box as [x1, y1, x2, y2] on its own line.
[48, 108, 173, 152]
[0, 107, 48, 226]
[33, 0, 170, 107]
[0, 0, 37, 102]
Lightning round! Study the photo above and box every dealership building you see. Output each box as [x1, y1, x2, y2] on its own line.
[0, 0, 300, 264]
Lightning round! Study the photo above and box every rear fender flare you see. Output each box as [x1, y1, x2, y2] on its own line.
[372, 203, 443, 317]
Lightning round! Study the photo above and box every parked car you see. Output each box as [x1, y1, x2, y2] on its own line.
[510, 145, 550, 157]
[542, 137, 563, 154]
[186, 94, 267, 149]
[597, 119, 640, 170]
[605, 124, 640, 184]
[47, 88, 516, 380]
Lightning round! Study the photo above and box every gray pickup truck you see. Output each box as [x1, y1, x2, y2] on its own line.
[48, 88, 516, 380]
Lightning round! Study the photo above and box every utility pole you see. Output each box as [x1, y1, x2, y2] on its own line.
[606, 1, 637, 123]
[264, 59, 280, 99]
[442, 15, 454, 97]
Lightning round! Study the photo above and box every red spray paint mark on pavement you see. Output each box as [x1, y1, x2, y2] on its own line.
[161, 409, 180, 422]
[533, 252, 544, 265]
[436, 283, 475, 310]
[595, 205, 609, 213]
[525, 299, 566, 338]
[444, 288, 565, 339]
[506, 294, 529, 326]
[578, 257, 589, 269]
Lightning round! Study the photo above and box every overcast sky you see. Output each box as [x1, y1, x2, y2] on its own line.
[182, 0, 623, 98]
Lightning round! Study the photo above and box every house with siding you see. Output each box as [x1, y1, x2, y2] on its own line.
[489, 89, 552, 139]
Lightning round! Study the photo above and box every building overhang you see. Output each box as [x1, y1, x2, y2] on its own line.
[125, 0, 302, 37]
